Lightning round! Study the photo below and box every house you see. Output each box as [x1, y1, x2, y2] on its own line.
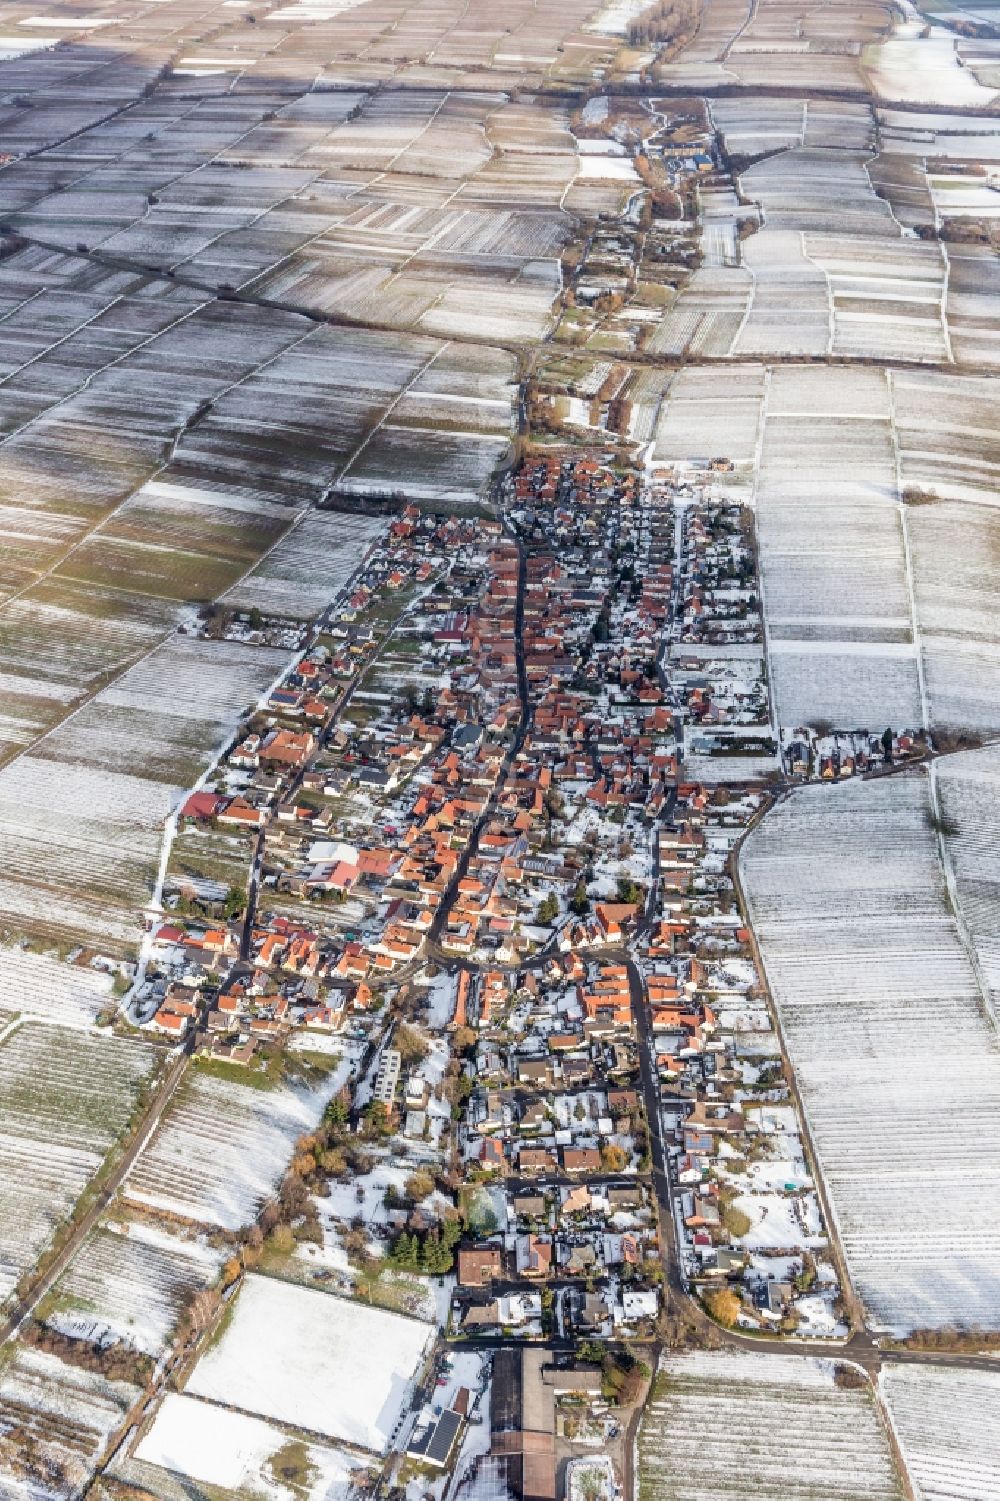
[561, 1185, 591, 1217]
[149, 1008, 188, 1037]
[762, 1279, 794, 1316]
[518, 1235, 553, 1278]
[372, 1048, 401, 1106]
[180, 791, 225, 821]
[217, 798, 266, 829]
[563, 1242, 597, 1275]
[407, 1409, 463, 1469]
[574, 1290, 612, 1333]
[478, 1137, 506, 1172]
[260, 728, 315, 769]
[519, 1099, 548, 1134]
[461, 1298, 501, 1330]
[562, 1147, 601, 1174]
[619, 1289, 659, 1323]
[458, 1246, 503, 1288]
[512, 1193, 547, 1220]
[519, 1147, 558, 1175]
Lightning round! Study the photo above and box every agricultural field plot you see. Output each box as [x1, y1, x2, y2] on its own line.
[960, 33, 1000, 91]
[55, 480, 295, 605]
[892, 367, 1000, 505]
[653, 0, 875, 90]
[646, 268, 753, 359]
[652, 363, 765, 471]
[336, 421, 513, 502]
[222, 508, 386, 620]
[649, 0, 750, 84]
[0, 280, 205, 468]
[655, 363, 1000, 730]
[19, 298, 312, 481]
[0, 293, 350, 768]
[741, 772, 1000, 1333]
[711, 98, 874, 154]
[0, 0, 617, 152]
[43, 1220, 225, 1358]
[43, 635, 290, 784]
[0, 1021, 156, 1307]
[622, 366, 676, 443]
[733, 230, 830, 357]
[0, 581, 180, 767]
[737, 148, 895, 239]
[0, 634, 287, 952]
[0, 948, 114, 1028]
[878, 104, 1000, 148]
[660, 0, 998, 98]
[0, 756, 175, 953]
[122, 1069, 336, 1231]
[0, 1345, 139, 1501]
[638, 1351, 903, 1501]
[336, 340, 517, 503]
[882, 1365, 1000, 1501]
[127, 1393, 369, 1501]
[53, 87, 579, 339]
[165, 324, 444, 507]
[866, 22, 1000, 106]
[667, 140, 990, 367]
[891, 369, 1000, 729]
[767, 642, 922, 731]
[933, 745, 1000, 1015]
[704, 362, 922, 727]
[167, 823, 256, 906]
[653, 361, 1000, 732]
[804, 234, 950, 364]
[928, 168, 1000, 219]
[245, 206, 570, 340]
[906, 498, 1000, 731]
[185, 1275, 434, 1454]
[710, 98, 812, 155]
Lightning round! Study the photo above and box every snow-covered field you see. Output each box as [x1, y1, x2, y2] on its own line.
[222, 510, 385, 620]
[0, 1346, 139, 1501]
[186, 1275, 434, 1453]
[868, 24, 999, 107]
[134, 1392, 368, 1501]
[0, 635, 289, 954]
[654, 360, 1000, 734]
[882, 1364, 1000, 1501]
[123, 1070, 336, 1230]
[934, 745, 1000, 1017]
[741, 772, 1000, 1332]
[0, 1022, 156, 1305]
[0, 948, 114, 1027]
[638, 1351, 902, 1501]
[47, 1220, 225, 1356]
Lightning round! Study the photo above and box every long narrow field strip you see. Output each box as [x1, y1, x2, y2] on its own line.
[0, 947, 115, 1027]
[0, 1022, 156, 1306]
[0, 1346, 139, 1501]
[882, 1364, 1000, 1501]
[638, 1351, 903, 1501]
[221, 509, 386, 619]
[123, 1070, 335, 1231]
[740, 772, 1000, 1333]
[934, 745, 1000, 1020]
[45, 1221, 225, 1358]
